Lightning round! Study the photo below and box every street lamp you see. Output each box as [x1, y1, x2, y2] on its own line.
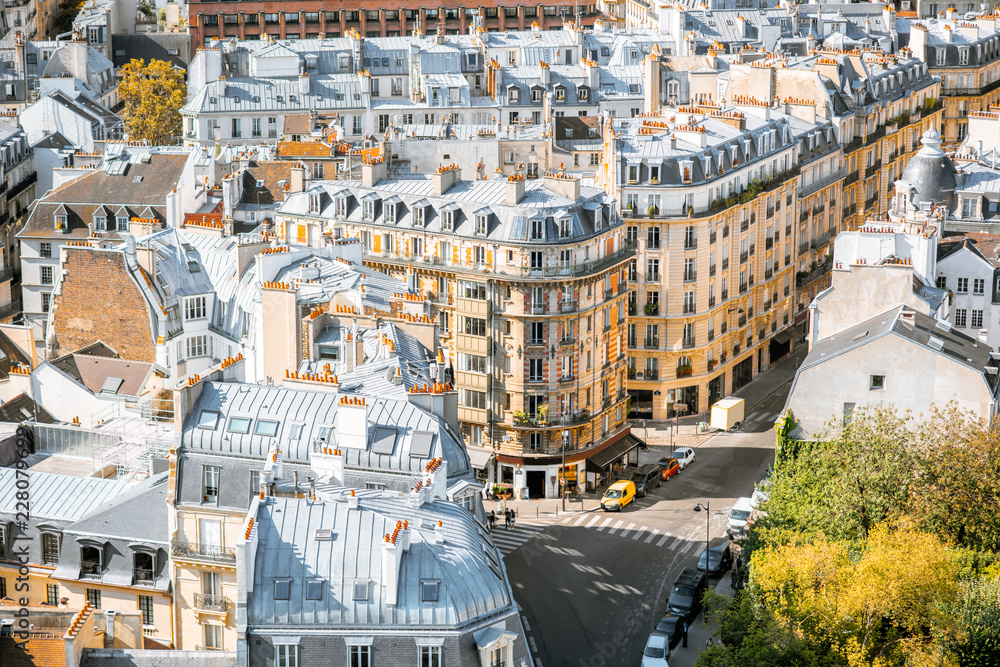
[693, 502, 710, 570]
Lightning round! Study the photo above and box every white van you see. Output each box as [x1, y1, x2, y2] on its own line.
[727, 497, 755, 538]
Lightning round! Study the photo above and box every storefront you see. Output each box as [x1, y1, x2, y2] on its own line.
[494, 428, 639, 499]
[584, 432, 645, 492]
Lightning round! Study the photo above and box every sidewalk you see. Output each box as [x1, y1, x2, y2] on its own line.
[668, 573, 737, 667]
[491, 495, 602, 520]
[631, 344, 807, 449]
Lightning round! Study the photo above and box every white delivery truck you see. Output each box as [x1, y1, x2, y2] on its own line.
[710, 397, 745, 431]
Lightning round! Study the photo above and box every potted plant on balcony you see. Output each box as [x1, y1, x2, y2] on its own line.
[648, 204, 659, 217]
[512, 409, 527, 425]
[676, 363, 693, 378]
[628, 298, 636, 315]
[707, 359, 716, 372]
[537, 404, 549, 425]
[627, 367, 636, 379]
[645, 302, 658, 316]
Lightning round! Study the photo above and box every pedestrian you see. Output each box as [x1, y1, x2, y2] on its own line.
[706, 637, 714, 649]
[682, 621, 689, 648]
[510, 508, 516, 526]
[487, 511, 495, 531]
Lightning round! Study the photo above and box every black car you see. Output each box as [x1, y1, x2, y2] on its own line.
[654, 613, 685, 649]
[667, 567, 708, 620]
[630, 464, 661, 497]
[696, 538, 734, 576]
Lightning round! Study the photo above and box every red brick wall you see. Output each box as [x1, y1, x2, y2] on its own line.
[51, 249, 156, 363]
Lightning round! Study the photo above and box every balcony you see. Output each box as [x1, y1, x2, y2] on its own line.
[708, 296, 716, 308]
[765, 237, 774, 251]
[739, 283, 748, 294]
[80, 561, 102, 581]
[676, 365, 693, 378]
[132, 568, 156, 587]
[864, 161, 883, 180]
[559, 300, 577, 313]
[682, 304, 695, 315]
[526, 375, 545, 385]
[764, 268, 773, 280]
[529, 303, 547, 315]
[749, 244, 756, 257]
[682, 337, 695, 349]
[646, 272, 660, 283]
[798, 241, 810, 255]
[559, 375, 575, 384]
[644, 338, 658, 349]
[709, 265, 716, 277]
[683, 270, 697, 283]
[627, 337, 637, 348]
[721, 289, 728, 300]
[526, 338, 545, 347]
[844, 171, 860, 186]
[842, 204, 857, 219]
[684, 240, 697, 251]
[644, 369, 659, 380]
[864, 196, 879, 210]
[723, 225, 730, 238]
[739, 252, 748, 264]
[171, 540, 236, 564]
[738, 314, 747, 327]
[194, 593, 228, 612]
[799, 210, 810, 223]
[6, 172, 36, 202]
[766, 207, 774, 218]
[709, 232, 717, 244]
[559, 334, 576, 346]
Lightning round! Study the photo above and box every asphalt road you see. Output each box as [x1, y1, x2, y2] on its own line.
[503, 368, 798, 667]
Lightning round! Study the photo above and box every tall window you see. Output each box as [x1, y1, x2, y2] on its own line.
[187, 335, 210, 358]
[204, 624, 222, 650]
[955, 308, 967, 327]
[203, 466, 220, 503]
[420, 646, 442, 666]
[46, 584, 59, 606]
[973, 278, 985, 295]
[86, 588, 101, 609]
[185, 296, 207, 320]
[138, 594, 154, 627]
[957, 277, 968, 294]
[349, 645, 372, 667]
[42, 533, 59, 564]
[276, 644, 298, 667]
[40, 266, 53, 285]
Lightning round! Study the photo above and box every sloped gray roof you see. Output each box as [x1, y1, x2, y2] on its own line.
[248, 493, 512, 628]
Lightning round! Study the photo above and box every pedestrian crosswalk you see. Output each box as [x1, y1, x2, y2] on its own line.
[489, 511, 725, 557]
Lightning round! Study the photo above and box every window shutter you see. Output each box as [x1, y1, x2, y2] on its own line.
[373, 235, 382, 253]
[452, 247, 460, 264]
[486, 250, 493, 266]
[465, 248, 472, 265]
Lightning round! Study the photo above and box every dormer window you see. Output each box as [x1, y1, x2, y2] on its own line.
[507, 86, 519, 104]
[531, 88, 542, 102]
[308, 193, 321, 214]
[80, 544, 103, 580]
[132, 548, 156, 587]
[335, 196, 347, 218]
[559, 218, 571, 239]
[577, 86, 588, 101]
[476, 214, 488, 235]
[414, 206, 425, 226]
[94, 215, 106, 232]
[385, 202, 396, 223]
[442, 210, 453, 231]
[363, 199, 375, 220]
[116, 215, 129, 231]
[530, 217, 544, 240]
[554, 85, 566, 101]
[959, 48, 969, 66]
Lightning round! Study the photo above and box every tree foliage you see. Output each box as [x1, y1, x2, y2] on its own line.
[118, 59, 185, 145]
[698, 403, 1000, 667]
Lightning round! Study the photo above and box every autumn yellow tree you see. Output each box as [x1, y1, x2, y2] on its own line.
[118, 59, 186, 145]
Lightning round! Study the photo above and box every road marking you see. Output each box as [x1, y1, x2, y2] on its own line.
[529, 636, 538, 652]
[522, 616, 531, 632]
[595, 517, 614, 532]
[561, 516, 572, 524]
[573, 514, 589, 526]
[585, 515, 602, 528]
[618, 522, 637, 538]
[606, 520, 625, 535]
[656, 534, 670, 547]
[667, 537, 683, 550]
[644, 528, 660, 543]
[679, 541, 694, 555]
[632, 525, 648, 540]
[746, 410, 762, 420]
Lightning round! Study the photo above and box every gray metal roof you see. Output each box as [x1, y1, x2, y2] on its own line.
[247, 493, 511, 629]
[0, 467, 130, 522]
[180, 381, 471, 476]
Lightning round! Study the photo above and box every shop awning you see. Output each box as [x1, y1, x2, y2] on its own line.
[772, 322, 804, 345]
[466, 446, 494, 469]
[586, 433, 644, 472]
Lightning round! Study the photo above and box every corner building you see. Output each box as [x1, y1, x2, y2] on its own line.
[276, 162, 634, 498]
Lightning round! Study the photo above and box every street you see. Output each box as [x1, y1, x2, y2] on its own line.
[499, 350, 802, 667]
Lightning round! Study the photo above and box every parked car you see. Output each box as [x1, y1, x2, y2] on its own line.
[630, 464, 662, 497]
[667, 567, 707, 620]
[726, 497, 756, 538]
[654, 613, 685, 650]
[657, 457, 680, 481]
[601, 480, 636, 511]
[696, 538, 734, 576]
[641, 632, 670, 666]
[671, 447, 696, 469]
[751, 479, 771, 508]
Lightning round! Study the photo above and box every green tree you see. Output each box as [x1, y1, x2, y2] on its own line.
[947, 575, 1000, 667]
[118, 59, 186, 145]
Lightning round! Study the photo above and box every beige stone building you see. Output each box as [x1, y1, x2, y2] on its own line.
[276, 162, 634, 497]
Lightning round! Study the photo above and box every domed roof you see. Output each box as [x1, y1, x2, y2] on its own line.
[900, 128, 957, 210]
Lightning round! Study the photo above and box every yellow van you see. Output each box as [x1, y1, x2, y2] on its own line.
[601, 480, 636, 511]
